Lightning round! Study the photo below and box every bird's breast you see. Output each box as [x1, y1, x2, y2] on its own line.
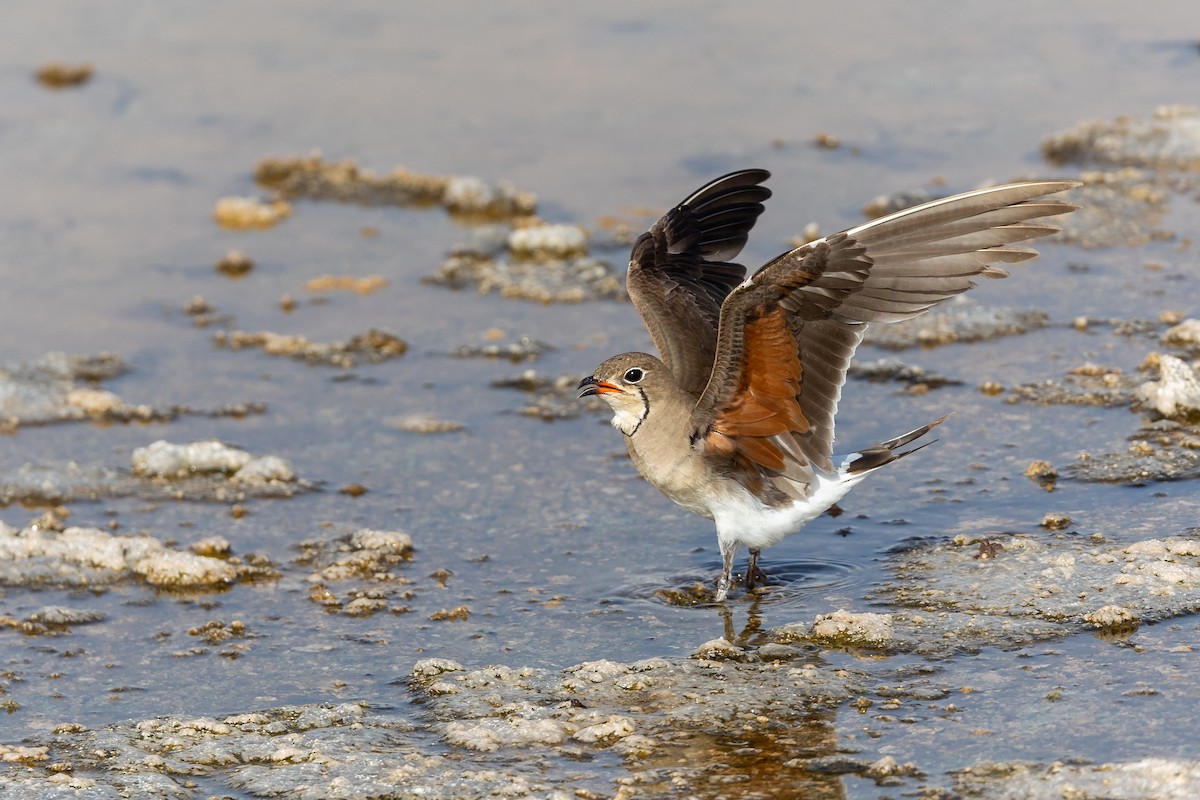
[625, 433, 716, 520]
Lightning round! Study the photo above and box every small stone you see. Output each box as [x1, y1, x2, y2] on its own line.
[65, 388, 124, 415]
[35, 62, 92, 88]
[384, 414, 465, 434]
[411, 658, 465, 678]
[190, 536, 231, 557]
[810, 610, 894, 646]
[303, 275, 389, 295]
[1129, 441, 1156, 456]
[429, 606, 469, 622]
[573, 716, 636, 743]
[507, 224, 589, 259]
[216, 250, 254, 276]
[863, 189, 938, 219]
[792, 221, 820, 244]
[975, 540, 1004, 560]
[0, 744, 51, 763]
[690, 637, 743, 660]
[231, 456, 296, 485]
[183, 295, 213, 315]
[1084, 605, 1140, 629]
[213, 196, 291, 229]
[814, 132, 841, 149]
[344, 597, 389, 616]
[1040, 512, 1072, 531]
[1025, 460, 1058, 491]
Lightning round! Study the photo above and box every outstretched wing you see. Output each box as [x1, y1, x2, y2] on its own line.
[693, 180, 1080, 486]
[626, 169, 772, 399]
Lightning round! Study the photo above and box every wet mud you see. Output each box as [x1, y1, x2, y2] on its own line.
[3, 4, 1200, 799]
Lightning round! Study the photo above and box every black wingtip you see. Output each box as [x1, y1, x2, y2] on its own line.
[682, 169, 772, 208]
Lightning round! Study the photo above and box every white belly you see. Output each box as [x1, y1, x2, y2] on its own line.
[710, 468, 869, 550]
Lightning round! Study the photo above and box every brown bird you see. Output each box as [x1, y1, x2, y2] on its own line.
[578, 170, 1078, 601]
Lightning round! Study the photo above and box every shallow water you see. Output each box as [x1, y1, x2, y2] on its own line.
[2, 2, 1200, 797]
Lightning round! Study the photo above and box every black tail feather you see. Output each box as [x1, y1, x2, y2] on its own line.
[846, 412, 952, 474]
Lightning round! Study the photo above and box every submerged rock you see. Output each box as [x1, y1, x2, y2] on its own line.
[254, 155, 537, 220]
[132, 440, 255, 478]
[1007, 362, 1138, 408]
[0, 440, 308, 505]
[1042, 107, 1200, 248]
[132, 441, 298, 488]
[452, 336, 552, 362]
[864, 296, 1047, 350]
[425, 250, 624, 303]
[1043, 105, 1200, 172]
[952, 757, 1200, 800]
[0, 352, 263, 430]
[229, 455, 296, 485]
[1163, 318, 1200, 351]
[848, 358, 963, 389]
[1067, 436, 1200, 484]
[1135, 354, 1200, 419]
[861, 187, 939, 219]
[425, 217, 625, 303]
[213, 328, 407, 367]
[383, 413, 465, 434]
[297, 529, 415, 616]
[1009, 356, 1200, 485]
[490, 370, 607, 420]
[301, 529, 414, 582]
[408, 656, 866, 796]
[0, 662, 928, 800]
[863, 531, 1200, 654]
[1050, 169, 1174, 249]
[2, 606, 106, 637]
[0, 520, 270, 589]
[807, 610, 895, 647]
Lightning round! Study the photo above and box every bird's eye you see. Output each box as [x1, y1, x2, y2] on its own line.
[623, 368, 644, 384]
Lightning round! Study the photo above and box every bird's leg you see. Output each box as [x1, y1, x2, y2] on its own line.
[715, 543, 737, 602]
[745, 547, 771, 591]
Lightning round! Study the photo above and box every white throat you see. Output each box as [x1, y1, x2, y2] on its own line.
[605, 390, 648, 436]
[609, 405, 646, 436]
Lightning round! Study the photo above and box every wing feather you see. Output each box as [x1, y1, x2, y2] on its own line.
[691, 180, 1080, 491]
[626, 170, 772, 398]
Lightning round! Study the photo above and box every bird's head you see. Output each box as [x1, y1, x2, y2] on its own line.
[577, 352, 670, 436]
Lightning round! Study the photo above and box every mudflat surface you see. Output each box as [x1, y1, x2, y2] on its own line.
[2, 3, 1200, 798]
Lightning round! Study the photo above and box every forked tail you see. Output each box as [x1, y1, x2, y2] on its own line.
[845, 413, 953, 474]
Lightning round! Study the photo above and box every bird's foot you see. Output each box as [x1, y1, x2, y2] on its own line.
[716, 545, 737, 602]
[745, 563, 771, 591]
[714, 574, 731, 603]
[744, 548, 771, 591]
